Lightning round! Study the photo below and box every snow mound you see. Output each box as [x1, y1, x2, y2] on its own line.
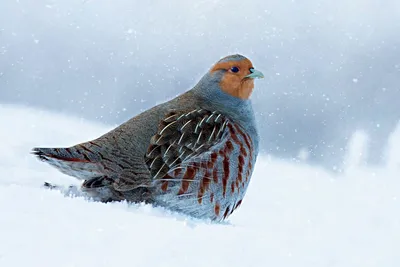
[1, 104, 399, 267]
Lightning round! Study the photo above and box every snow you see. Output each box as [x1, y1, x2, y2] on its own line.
[1, 104, 400, 267]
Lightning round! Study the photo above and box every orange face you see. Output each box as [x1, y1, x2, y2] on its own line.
[210, 58, 258, 100]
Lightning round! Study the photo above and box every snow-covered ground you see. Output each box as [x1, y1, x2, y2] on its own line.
[1, 104, 399, 267]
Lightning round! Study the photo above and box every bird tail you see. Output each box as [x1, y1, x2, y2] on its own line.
[32, 146, 104, 180]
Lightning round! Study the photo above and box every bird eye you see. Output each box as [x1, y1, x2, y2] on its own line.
[230, 66, 239, 73]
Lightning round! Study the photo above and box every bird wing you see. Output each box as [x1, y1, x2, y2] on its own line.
[144, 108, 230, 180]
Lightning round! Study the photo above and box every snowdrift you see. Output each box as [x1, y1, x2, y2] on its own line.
[1, 104, 399, 267]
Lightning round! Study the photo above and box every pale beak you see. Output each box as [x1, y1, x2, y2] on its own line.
[245, 68, 264, 79]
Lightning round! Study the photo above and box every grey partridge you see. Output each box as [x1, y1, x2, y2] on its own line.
[32, 54, 264, 221]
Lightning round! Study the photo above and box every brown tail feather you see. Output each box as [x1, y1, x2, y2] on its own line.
[32, 147, 104, 180]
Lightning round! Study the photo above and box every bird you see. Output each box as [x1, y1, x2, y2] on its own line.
[32, 54, 264, 221]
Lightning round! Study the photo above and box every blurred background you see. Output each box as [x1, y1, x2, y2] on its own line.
[1, 0, 399, 170]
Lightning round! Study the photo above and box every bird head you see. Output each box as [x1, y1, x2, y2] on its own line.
[208, 54, 264, 100]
